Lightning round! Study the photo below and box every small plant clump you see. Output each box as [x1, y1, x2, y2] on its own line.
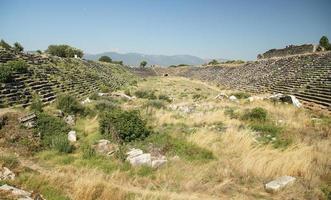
[230, 92, 251, 99]
[242, 107, 268, 121]
[56, 95, 84, 115]
[134, 90, 157, 100]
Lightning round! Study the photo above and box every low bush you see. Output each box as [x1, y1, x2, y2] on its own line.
[134, 90, 157, 100]
[242, 107, 268, 121]
[81, 144, 96, 159]
[250, 122, 290, 148]
[192, 94, 205, 100]
[99, 109, 150, 143]
[230, 92, 250, 99]
[56, 95, 84, 115]
[0, 60, 28, 83]
[224, 107, 239, 119]
[144, 100, 165, 109]
[30, 94, 43, 113]
[158, 94, 172, 102]
[137, 133, 214, 161]
[0, 154, 19, 168]
[51, 135, 74, 153]
[36, 113, 73, 153]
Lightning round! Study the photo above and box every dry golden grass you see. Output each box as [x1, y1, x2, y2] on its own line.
[7, 76, 329, 200]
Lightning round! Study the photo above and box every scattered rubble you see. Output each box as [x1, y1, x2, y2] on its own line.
[169, 103, 196, 114]
[269, 93, 302, 108]
[265, 176, 296, 193]
[81, 97, 92, 104]
[126, 148, 167, 169]
[64, 115, 75, 126]
[68, 130, 77, 142]
[229, 95, 238, 102]
[55, 110, 64, 118]
[98, 92, 109, 97]
[111, 92, 135, 100]
[215, 93, 229, 100]
[0, 184, 32, 199]
[18, 113, 37, 128]
[0, 167, 15, 180]
[94, 139, 118, 155]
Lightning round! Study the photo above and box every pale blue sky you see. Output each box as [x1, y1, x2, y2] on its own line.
[0, 0, 330, 60]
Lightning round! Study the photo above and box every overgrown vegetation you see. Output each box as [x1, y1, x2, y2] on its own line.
[134, 90, 157, 99]
[230, 91, 251, 99]
[319, 36, 331, 51]
[56, 95, 84, 115]
[0, 60, 28, 83]
[36, 113, 73, 153]
[30, 94, 43, 113]
[99, 109, 151, 143]
[242, 107, 268, 121]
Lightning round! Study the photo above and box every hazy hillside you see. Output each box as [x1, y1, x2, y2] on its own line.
[84, 52, 206, 67]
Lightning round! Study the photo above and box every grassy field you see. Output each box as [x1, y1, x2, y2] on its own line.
[0, 76, 330, 199]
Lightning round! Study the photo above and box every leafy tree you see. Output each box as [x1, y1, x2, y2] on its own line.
[13, 42, 24, 52]
[140, 60, 147, 68]
[0, 39, 12, 50]
[46, 44, 83, 58]
[99, 56, 112, 63]
[36, 50, 42, 54]
[208, 59, 219, 65]
[319, 36, 331, 50]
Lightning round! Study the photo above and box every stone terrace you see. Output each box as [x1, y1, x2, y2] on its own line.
[154, 52, 331, 112]
[0, 49, 134, 108]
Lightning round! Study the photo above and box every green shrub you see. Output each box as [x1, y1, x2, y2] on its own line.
[0, 60, 28, 83]
[98, 56, 112, 63]
[0, 39, 12, 49]
[51, 135, 74, 153]
[56, 95, 84, 115]
[230, 92, 250, 99]
[95, 100, 118, 112]
[224, 107, 239, 119]
[82, 144, 96, 159]
[158, 94, 172, 102]
[36, 113, 70, 152]
[144, 100, 165, 109]
[99, 84, 110, 93]
[0, 64, 12, 83]
[134, 90, 157, 99]
[99, 109, 150, 143]
[89, 92, 99, 100]
[242, 107, 267, 121]
[30, 94, 43, 113]
[140, 133, 214, 161]
[13, 42, 24, 52]
[0, 154, 19, 168]
[7, 60, 28, 73]
[192, 94, 205, 100]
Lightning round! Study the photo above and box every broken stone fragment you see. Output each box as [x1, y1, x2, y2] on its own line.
[229, 95, 238, 102]
[0, 184, 32, 199]
[265, 176, 296, 193]
[68, 130, 77, 142]
[64, 115, 75, 126]
[126, 148, 168, 168]
[0, 167, 15, 180]
[94, 139, 118, 155]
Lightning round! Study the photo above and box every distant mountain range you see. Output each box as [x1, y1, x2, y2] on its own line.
[84, 52, 227, 67]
